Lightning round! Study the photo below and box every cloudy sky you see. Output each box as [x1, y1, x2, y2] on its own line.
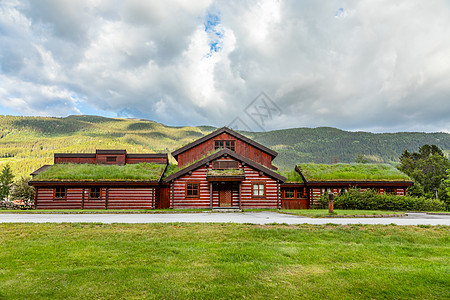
[1, 0, 450, 133]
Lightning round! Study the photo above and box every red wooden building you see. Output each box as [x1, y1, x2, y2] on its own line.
[29, 150, 168, 209]
[167, 127, 285, 209]
[166, 148, 285, 209]
[292, 164, 414, 208]
[29, 127, 413, 210]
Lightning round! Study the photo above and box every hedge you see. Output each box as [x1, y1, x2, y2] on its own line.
[314, 188, 445, 211]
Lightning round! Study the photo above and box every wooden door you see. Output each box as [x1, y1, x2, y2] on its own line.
[219, 185, 232, 207]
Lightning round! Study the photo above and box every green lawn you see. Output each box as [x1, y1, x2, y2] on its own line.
[0, 208, 210, 214]
[0, 223, 448, 299]
[281, 209, 405, 217]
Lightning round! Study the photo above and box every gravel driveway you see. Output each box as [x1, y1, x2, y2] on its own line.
[1, 212, 449, 225]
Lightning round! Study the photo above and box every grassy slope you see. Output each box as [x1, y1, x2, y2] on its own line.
[1, 115, 450, 178]
[0, 223, 448, 299]
[249, 127, 450, 168]
[0, 115, 212, 178]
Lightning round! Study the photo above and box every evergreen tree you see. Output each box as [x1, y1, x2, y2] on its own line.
[0, 164, 14, 200]
[398, 145, 450, 206]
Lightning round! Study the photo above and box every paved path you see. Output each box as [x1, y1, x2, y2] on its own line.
[1, 212, 449, 225]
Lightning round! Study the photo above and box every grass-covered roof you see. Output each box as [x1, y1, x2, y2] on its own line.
[297, 163, 411, 182]
[207, 169, 245, 177]
[33, 163, 166, 181]
[278, 170, 304, 183]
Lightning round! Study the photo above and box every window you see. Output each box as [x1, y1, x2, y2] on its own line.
[283, 189, 295, 198]
[90, 188, 101, 199]
[253, 183, 265, 197]
[214, 140, 235, 151]
[297, 188, 307, 198]
[106, 156, 116, 162]
[54, 187, 66, 200]
[283, 188, 306, 198]
[186, 183, 199, 197]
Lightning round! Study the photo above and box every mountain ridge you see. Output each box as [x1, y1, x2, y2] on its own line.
[1, 115, 449, 177]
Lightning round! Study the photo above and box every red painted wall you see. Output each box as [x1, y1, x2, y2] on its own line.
[126, 157, 167, 164]
[169, 159, 280, 209]
[176, 132, 274, 169]
[35, 187, 156, 209]
[96, 154, 126, 165]
[54, 157, 96, 164]
[35, 188, 83, 209]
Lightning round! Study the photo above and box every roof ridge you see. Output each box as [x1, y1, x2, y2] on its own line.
[171, 127, 277, 159]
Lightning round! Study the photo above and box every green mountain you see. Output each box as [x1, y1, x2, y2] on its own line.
[1, 115, 449, 178]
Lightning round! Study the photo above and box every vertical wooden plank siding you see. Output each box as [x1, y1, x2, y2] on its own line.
[177, 133, 273, 169]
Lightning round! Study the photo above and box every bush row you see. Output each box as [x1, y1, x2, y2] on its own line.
[314, 188, 446, 211]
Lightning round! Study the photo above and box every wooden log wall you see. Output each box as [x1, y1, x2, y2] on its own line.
[35, 187, 155, 209]
[83, 188, 107, 209]
[170, 160, 279, 209]
[35, 188, 83, 209]
[240, 166, 278, 208]
[107, 188, 154, 209]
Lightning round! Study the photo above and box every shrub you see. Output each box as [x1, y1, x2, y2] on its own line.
[313, 188, 445, 211]
[10, 177, 35, 209]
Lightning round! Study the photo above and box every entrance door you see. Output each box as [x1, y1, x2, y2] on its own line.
[219, 184, 232, 207]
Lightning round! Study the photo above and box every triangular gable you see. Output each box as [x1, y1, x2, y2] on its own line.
[165, 148, 285, 182]
[171, 127, 278, 160]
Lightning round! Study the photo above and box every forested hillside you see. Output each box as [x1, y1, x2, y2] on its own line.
[1, 115, 449, 177]
[248, 127, 450, 170]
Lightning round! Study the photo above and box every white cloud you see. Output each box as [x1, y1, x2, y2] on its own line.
[0, 0, 450, 132]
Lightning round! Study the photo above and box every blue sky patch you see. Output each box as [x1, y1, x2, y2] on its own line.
[204, 11, 224, 56]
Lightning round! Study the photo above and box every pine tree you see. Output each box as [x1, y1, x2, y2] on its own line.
[0, 164, 14, 200]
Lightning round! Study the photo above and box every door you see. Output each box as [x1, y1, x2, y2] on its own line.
[219, 184, 232, 207]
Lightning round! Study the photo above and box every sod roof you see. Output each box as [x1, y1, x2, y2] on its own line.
[207, 169, 245, 177]
[278, 170, 305, 183]
[33, 163, 166, 182]
[297, 163, 411, 182]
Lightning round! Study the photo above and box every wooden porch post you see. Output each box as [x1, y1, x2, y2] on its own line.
[81, 187, 85, 209]
[276, 181, 280, 209]
[238, 182, 242, 210]
[152, 188, 155, 209]
[34, 188, 38, 209]
[210, 182, 213, 209]
[105, 187, 109, 210]
[171, 181, 174, 209]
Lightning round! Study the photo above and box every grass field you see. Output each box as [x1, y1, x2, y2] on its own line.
[0, 209, 405, 217]
[280, 209, 405, 217]
[0, 223, 448, 299]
